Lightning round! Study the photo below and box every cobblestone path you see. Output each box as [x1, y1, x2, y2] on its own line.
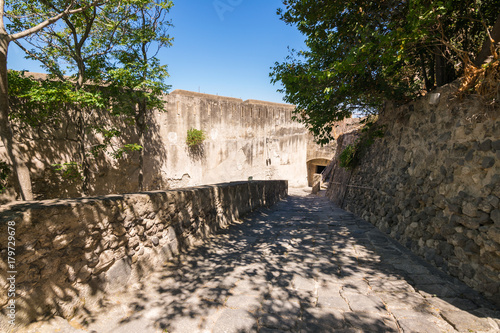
[27, 189, 500, 333]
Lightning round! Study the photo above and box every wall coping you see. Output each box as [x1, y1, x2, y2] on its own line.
[0, 181, 272, 215]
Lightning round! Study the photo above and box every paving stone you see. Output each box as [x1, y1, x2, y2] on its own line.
[292, 274, 316, 292]
[299, 308, 346, 331]
[259, 313, 297, 331]
[226, 295, 262, 312]
[341, 292, 388, 314]
[232, 278, 270, 296]
[23, 190, 500, 333]
[391, 262, 430, 275]
[344, 312, 400, 333]
[440, 309, 494, 332]
[377, 292, 431, 312]
[258, 328, 288, 333]
[408, 274, 448, 285]
[397, 317, 444, 333]
[213, 309, 258, 333]
[416, 284, 461, 298]
[368, 278, 416, 293]
[317, 285, 350, 311]
[260, 299, 301, 317]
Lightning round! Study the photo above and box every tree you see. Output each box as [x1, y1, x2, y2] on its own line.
[271, 0, 500, 144]
[0, 0, 106, 200]
[8, 0, 172, 196]
[108, 0, 173, 191]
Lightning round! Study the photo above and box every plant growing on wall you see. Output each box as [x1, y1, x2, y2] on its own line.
[51, 162, 83, 180]
[339, 117, 386, 170]
[186, 128, 206, 160]
[186, 128, 206, 147]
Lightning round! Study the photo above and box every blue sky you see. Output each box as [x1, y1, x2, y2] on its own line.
[7, 0, 306, 104]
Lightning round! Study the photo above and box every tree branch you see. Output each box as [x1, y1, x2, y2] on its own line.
[12, 40, 66, 82]
[9, 0, 106, 41]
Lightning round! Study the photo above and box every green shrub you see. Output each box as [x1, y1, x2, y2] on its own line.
[339, 117, 386, 170]
[186, 128, 206, 147]
[52, 162, 83, 180]
[339, 144, 358, 170]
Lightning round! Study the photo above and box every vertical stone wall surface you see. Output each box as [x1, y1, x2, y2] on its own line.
[327, 82, 500, 305]
[0, 180, 287, 330]
[1, 84, 315, 203]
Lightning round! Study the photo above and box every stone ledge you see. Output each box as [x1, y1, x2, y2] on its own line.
[0, 180, 287, 330]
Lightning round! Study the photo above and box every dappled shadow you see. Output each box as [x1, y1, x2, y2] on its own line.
[0, 181, 286, 332]
[0, 86, 170, 203]
[54, 192, 500, 332]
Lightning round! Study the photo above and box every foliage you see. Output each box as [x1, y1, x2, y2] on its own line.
[186, 128, 206, 147]
[458, 58, 500, 99]
[108, 0, 174, 115]
[0, 160, 10, 193]
[111, 143, 143, 159]
[271, 0, 500, 144]
[8, 71, 105, 127]
[338, 117, 386, 170]
[6, 0, 173, 195]
[51, 162, 82, 180]
[339, 144, 358, 170]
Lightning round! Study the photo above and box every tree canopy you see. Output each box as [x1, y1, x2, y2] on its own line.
[1, 0, 173, 199]
[271, 0, 500, 144]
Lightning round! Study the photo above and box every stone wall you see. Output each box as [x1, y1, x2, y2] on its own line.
[327, 81, 500, 305]
[0, 180, 287, 329]
[0, 80, 317, 202]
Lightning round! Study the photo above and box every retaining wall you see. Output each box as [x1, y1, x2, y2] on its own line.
[0, 180, 287, 329]
[1, 80, 310, 202]
[327, 81, 500, 305]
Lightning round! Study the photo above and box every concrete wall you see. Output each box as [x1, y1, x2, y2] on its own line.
[327, 81, 500, 305]
[0, 180, 287, 329]
[144, 90, 308, 191]
[0, 86, 311, 202]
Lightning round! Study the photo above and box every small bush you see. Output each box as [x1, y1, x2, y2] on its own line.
[339, 117, 386, 170]
[186, 128, 206, 147]
[339, 144, 358, 170]
[52, 162, 83, 180]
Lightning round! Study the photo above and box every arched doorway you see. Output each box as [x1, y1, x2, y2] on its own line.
[306, 158, 331, 187]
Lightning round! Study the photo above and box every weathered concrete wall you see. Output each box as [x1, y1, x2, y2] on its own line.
[0, 180, 287, 329]
[1, 86, 311, 202]
[327, 81, 500, 305]
[144, 90, 308, 191]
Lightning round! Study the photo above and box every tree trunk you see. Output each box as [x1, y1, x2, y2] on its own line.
[76, 106, 90, 196]
[136, 99, 146, 191]
[474, 13, 500, 67]
[0, 34, 33, 200]
[435, 46, 447, 87]
[419, 51, 432, 91]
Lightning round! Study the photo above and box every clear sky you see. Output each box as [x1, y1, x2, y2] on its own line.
[7, 0, 307, 104]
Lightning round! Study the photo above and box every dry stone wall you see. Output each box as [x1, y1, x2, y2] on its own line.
[327, 81, 500, 305]
[0, 180, 287, 330]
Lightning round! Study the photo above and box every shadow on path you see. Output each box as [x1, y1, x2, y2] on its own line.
[26, 190, 500, 333]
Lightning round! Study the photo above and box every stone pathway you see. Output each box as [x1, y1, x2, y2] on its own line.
[25, 188, 500, 333]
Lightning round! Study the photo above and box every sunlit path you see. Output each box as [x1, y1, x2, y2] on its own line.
[25, 188, 500, 333]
